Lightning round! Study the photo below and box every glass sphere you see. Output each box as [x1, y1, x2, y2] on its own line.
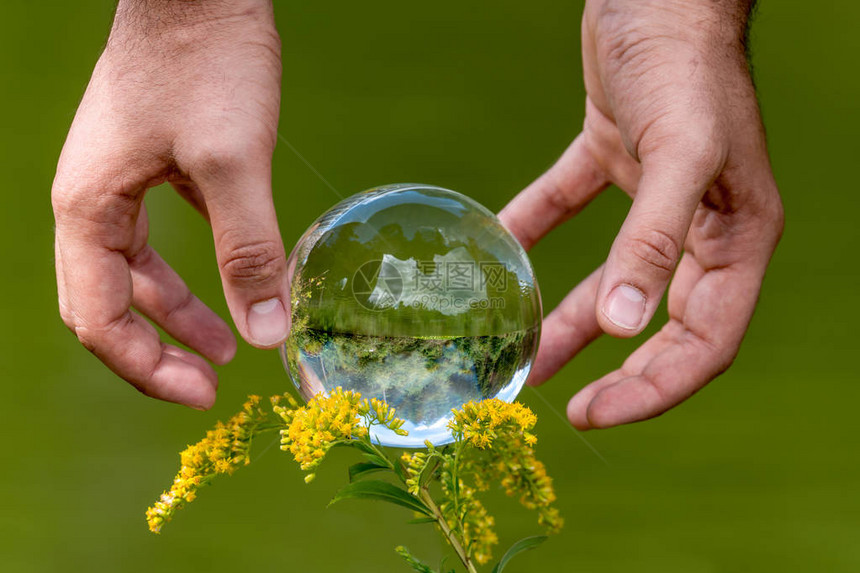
[281, 184, 541, 447]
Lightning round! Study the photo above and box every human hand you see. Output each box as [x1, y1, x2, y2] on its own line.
[52, 0, 286, 410]
[499, 0, 784, 429]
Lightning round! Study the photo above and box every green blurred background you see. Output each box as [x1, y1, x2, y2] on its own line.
[2, 1, 858, 571]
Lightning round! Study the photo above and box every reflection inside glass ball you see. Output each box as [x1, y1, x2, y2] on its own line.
[281, 184, 541, 447]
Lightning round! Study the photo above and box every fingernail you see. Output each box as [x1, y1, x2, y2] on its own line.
[604, 284, 645, 330]
[247, 297, 288, 347]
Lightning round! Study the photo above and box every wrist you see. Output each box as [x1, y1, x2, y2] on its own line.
[589, 0, 755, 56]
[699, 0, 756, 42]
[110, 0, 274, 47]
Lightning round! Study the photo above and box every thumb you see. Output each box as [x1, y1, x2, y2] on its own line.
[597, 143, 723, 337]
[199, 157, 290, 349]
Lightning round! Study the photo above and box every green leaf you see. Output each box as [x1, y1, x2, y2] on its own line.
[332, 439, 376, 455]
[362, 452, 391, 468]
[329, 480, 432, 516]
[491, 536, 548, 573]
[395, 546, 436, 573]
[348, 461, 388, 482]
[406, 517, 437, 525]
[393, 456, 407, 482]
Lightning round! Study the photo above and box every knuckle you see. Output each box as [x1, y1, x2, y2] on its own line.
[75, 327, 98, 354]
[58, 309, 76, 332]
[191, 147, 240, 179]
[57, 298, 76, 331]
[220, 239, 286, 286]
[187, 140, 261, 181]
[129, 249, 194, 321]
[59, 314, 77, 335]
[51, 175, 93, 219]
[52, 174, 140, 228]
[638, 369, 670, 403]
[715, 350, 737, 376]
[51, 179, 74, 215]
[628, 228, 680, 275]
[645, 128, 725, 179]
[73, 313, 133, 355]
[706, 338, 737, 377]
[766, 188, 786, 240]
[687, 328, 738, 377]
[742, 182, 785, 245]
[163, 289, 196, 324]
[681, 135, 725, 178]
[537, 172, 576, 216]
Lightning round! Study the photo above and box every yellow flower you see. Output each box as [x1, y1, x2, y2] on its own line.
[448, 398, 537, 450]
[538, 505, 564, 534]
[402, 451, 429, 495]
[460, 486, 497, 565]
[145, 396, 267, 534]
[275, 387, 365, 471]
[439, 477, 499, 565]
[447, 398, 562, 541]
[274, 387, 408, 474]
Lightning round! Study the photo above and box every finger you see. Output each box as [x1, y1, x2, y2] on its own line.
[596, 142, 725, 337]
[570, 257, 762, 430]
[666, 252, 704, 319]
[56, 235, 219, 409]
[568, 321, 727, 430]
[79, 310, 219, 408]
[566, 325, 676, 429]
[194, 151, 290, 349]
[130, 244, 237, 365]
[128, 204, 235, 364]
[54, 181, 218, 409]
[566, 370, 626, 429]
[498, 134, 608, 250]
[163, 343, 220, 384]
[527, 266, 604, 386]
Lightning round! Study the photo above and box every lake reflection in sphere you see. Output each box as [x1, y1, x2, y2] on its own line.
[281, 184, 541, 447]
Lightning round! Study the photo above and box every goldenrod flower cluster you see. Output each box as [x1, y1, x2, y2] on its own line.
[274, 388, 366, 471]
[401, 450, 429, 496]
[498, 444, 562, 533]
[440, 477, 498, 566]
[461, 487, 497, 566]
[449, 398, 538, 449]
[402, 440, 501, 566]
[274, 387, 407, 475]
[147, 388, 562, 573]
[367, 397, 408, 436]
[445, 398, 563, 560]
[146, 396, 267, 534]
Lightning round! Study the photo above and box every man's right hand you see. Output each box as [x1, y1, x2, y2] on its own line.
[52, 0, 286, 410]
[499, 0, 783, 429]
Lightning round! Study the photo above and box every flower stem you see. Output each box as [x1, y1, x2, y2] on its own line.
[253, 423, 286, 433]
[417, 487, 477, 573]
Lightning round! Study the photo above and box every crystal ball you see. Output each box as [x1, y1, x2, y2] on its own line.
[281, 184, 541, 447]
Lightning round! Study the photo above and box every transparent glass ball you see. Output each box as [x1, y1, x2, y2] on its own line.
[281, 184, 541, 447]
